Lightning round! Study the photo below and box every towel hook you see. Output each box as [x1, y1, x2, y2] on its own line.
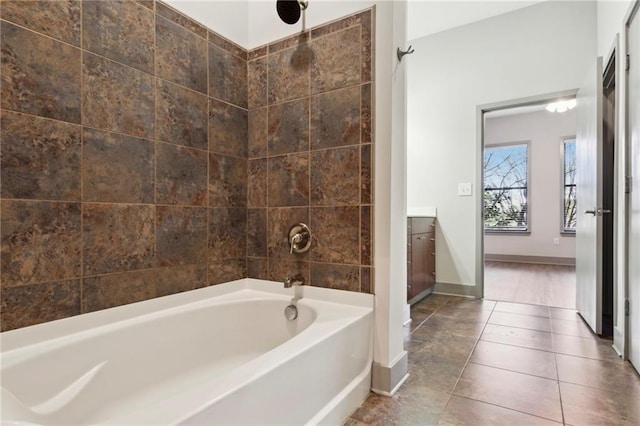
[397, 45, 415, 62]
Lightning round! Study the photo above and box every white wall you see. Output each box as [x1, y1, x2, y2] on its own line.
[484, 109, 577, 259]
[247, 0, 374, 49]
[406, 0, 597, 288]
[597, 0, 635, 57]
[407, 0, 544, 42]
[167, 0, 375, 50]
[166, 0, 250, 47]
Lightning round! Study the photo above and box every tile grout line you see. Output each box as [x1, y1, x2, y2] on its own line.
[307, 31, 312, 287]
[448, 395, 566, 425]
[358, 75, 363, 289]
[553, 345, 567, 425]
[446, 301, 565, 424]
[404, 297, 497, 422]
[0, 107, 226, 158]
[467, 359, 557, 382]
[205, 3, 210, 288]
[153, 0, 159, 296]
[265, 45, 271, 281]
[407, 298, 448, 334]
[443, 300, 497, 411]
[79, 0, 85, 315]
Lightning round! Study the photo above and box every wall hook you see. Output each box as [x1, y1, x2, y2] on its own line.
[397, 45, 415, 62]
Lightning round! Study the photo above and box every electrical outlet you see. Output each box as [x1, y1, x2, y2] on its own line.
[458, 183, 472, 196]
[553, 238, 560, 246]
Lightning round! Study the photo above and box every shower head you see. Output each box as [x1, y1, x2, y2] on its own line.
[276, 0, 308, 25]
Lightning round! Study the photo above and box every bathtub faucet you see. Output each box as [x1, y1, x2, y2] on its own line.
[283, 274, 305, 288]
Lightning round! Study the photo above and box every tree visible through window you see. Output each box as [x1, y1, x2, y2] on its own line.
[484, 143, 528, 231]
[563, 138, 577, 232]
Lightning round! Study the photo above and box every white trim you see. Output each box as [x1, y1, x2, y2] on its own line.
[371, 374, 409, 397]
[477, 89, 580, 299]
[622, 0, 640, 364]
[371, 350, 409, 396]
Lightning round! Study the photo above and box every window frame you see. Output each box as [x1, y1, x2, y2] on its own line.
[560, 136, 577, 235]
[483, 140, 531, 234]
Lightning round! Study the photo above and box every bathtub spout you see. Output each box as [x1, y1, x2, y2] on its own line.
[283, 274, 305, 288]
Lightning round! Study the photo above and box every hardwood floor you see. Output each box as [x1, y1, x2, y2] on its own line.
[484, 261, 576, 309]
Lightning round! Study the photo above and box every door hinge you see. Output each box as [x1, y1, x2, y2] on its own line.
[626, 176, 633, 194]
[625, 299, 630, 317]
[626, 54, 631, 72]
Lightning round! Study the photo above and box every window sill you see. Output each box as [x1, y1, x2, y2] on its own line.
[561, 231, 576, 237]
[484, 230, 531, 235]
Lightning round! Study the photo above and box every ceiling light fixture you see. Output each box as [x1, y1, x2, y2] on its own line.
[546, 99, 576, 113]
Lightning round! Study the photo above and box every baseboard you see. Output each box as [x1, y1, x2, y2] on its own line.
[371, 351, 408, 396]
[403, 303, 411, 326]
[485, 254, 576, 266]
[434, 282, 478, 298]
[613, 326, 625, 358]
[408, 287, 433, 305]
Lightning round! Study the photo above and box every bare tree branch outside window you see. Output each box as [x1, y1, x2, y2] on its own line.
[484, 143, 528, 231]
[563, 139, 577, 232]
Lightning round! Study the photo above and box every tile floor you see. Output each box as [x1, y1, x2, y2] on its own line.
[344, 294, 640, 425]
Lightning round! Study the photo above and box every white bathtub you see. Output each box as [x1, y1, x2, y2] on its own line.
[1, 279, 374, 425]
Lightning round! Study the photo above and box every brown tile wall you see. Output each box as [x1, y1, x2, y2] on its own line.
[0, 1, 374, 331]
[245, 10, 374, 294]
[0, 0, 247, 331]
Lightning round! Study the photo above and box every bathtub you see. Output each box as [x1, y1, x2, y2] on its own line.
[1, 279, 374, 425]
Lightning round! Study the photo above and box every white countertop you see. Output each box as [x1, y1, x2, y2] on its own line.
[407, 207, 437, 217]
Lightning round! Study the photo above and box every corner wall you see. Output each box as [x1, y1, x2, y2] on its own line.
[0, 1, 376, 331]
[244, 9, 375, 293]
[407, 1, 597, 291]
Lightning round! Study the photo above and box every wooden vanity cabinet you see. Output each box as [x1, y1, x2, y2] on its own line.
[407, 217, 436, 304]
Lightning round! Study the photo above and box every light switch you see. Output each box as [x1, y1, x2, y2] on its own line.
[458, 183, 472, 196]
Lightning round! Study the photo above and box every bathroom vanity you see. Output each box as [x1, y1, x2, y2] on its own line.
[407, 209, 437, 305]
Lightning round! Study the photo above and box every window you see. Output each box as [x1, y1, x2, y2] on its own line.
[562, 137, 577, 233]
[484, 143, 529, 232]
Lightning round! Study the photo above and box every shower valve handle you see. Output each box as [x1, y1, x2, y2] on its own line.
[289, 234, 303, 254]
[288, 223, 311, 254]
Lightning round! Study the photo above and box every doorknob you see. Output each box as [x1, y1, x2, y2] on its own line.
[585, 208, 612, 216]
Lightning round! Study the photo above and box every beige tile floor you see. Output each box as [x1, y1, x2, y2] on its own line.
[344, 295, 640, 425]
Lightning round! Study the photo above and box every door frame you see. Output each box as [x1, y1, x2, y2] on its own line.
[602, 50, 617, 337]
[602, 34, 625, 353]
[624, 0, 640, 365]
[476, 89, 580, 300]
